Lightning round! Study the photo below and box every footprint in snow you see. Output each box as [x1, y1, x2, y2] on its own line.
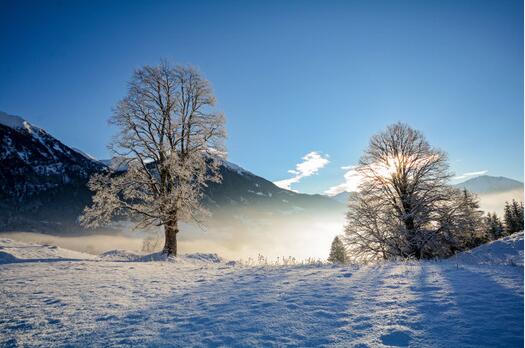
[95, 315, 118, 322]
[380, 331, 412, 347]
[47, 318, 61, 325]
[43, 298, 63, 306]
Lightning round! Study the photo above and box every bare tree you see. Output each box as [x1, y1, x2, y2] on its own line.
[345, 123, 482, 261]
[80, 61, 226, 256]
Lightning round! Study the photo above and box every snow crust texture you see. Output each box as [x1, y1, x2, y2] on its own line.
[0, 236, 523, 347]
[451, 231, 524, 266]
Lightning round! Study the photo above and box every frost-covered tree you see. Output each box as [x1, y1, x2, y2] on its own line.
[80, 61, 226, 256]
[435, 189, 486, 253]
[328, 236, 348, 264]
[344, 123, 484, 261]
[512, 200, 524, 232]
[485, 212, 504, 241]
[504, 200, 524, 235]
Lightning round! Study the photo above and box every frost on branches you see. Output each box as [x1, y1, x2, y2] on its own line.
[80, 61, 226, 256]
[344, 123, 485, 262]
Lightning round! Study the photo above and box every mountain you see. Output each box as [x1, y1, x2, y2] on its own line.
[0, 111, 342, 233]
[0, 112, 107, 231]
[0, 111, 105, 197]
[453, 175, 523, 194]
[331, 191, 353, 204]
[205, 160, 341, 213]
[454, 175, 524, 215]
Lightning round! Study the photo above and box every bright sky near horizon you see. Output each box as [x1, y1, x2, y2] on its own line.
[0, 0, 523, 195]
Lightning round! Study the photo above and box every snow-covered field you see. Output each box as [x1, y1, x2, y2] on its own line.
[0, 234, 523, 347]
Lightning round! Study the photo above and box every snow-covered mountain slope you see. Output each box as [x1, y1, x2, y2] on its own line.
[0, 111, 342, 233]
[0, 111, 104, 196]
[454, 175, 523, 194]
[0, 112, 105, 194]
[0, 111, 107, 231]
[451, 231, 523, 266]
[0, 239, 522, 347]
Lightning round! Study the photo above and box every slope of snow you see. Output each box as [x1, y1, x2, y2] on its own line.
[451, 231, 524, 266]
[99, 249, 141, 261]
[0, 239, 97, 263]
[0, 111, 29, 129]
[221, 158, 252, 176]
[0, 111, 45, 135]
[0, 239, 522, 347]
[71, 147, 97, 161]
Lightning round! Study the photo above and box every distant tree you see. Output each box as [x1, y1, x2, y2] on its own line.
[328, 236, 348, 263]
[511, 200, 524, 232]
[504, 200, 524, 235]
[456, 189, 486, 248]
[433, 189, 486, 254]
[345, 123, 485, 261]
[485, 212, 504, 241]
[80, 61, 227, 256]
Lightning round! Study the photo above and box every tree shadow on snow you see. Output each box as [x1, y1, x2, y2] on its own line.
[69, 265, 366, 347]
[414, 262, 523, 348]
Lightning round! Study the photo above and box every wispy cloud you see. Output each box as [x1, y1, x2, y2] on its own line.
[453, 170, 488, 181]
[274, 151, 330, 191]
[324, 165, 362, 196]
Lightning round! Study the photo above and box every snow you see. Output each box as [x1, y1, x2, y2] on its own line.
[450, 231, 524, 266]
[0, 111, 44, 135]
[0, 112, 99, 164]
[71, 147, 97, 161]
[0, 236, 523, 347]
[221, 159, 252, 176]
[99, 249, 141, 261]
[0, 111, 28, 129]
[0, 238, 97, 263]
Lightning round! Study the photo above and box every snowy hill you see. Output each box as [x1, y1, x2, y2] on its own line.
[0, 238, 97, 263]
[0, 238, 224, 265]
[0, 238, 522, 347]
[452, 231, 523, 266]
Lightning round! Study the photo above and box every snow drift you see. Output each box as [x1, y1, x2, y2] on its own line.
[452, 231, 523, 266]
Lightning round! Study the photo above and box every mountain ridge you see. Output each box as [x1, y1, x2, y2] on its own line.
[453, 175, 523, 194]
[0, 111, 342, 233]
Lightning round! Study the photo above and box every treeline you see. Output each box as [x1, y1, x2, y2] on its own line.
[485, 199, 524, 240]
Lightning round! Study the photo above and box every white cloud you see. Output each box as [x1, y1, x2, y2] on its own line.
[274, 151, 330, 191]
[324, 165, 362, 196]
[453, 170, 488, 181]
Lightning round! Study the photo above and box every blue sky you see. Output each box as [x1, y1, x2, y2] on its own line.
[0, 0, 522, 194]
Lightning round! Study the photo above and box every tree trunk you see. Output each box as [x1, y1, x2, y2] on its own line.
[163, 221, 178, 256]
[404, 215, 421, 259]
